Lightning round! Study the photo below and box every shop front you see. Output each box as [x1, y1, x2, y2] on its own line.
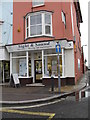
[0, 46, 10, 83]
[6, 40, 75, 86]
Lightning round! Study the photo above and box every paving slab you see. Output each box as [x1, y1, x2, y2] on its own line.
[0, 71, 89, 105]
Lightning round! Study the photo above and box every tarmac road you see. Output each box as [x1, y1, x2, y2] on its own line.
[1, 71, 90, 119]
[1, 95, 89, 119]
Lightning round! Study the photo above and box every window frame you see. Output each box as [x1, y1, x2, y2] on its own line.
[25, 11, 53, 39]
[61, 11, 66, 28]
[32, 0, 44, 7]
[43, 49, 63, 77]
[26, 16, 30, 38]
[30, 13, 42, 36]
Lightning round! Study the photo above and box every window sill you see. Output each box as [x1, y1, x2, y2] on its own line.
[25, 35, 55, 41]
[32, 4, 45, 8]
[18, 76, 33, 79]
[42, 76, 66, 79]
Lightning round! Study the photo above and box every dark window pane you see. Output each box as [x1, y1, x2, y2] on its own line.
[36, 14, 42, 24]
[30, 15, 36, 25]
[27, 28, 29, 37]
[30, 26, 36, 36]
[45, 25, 51, 34]
[26, 17, 29, 27]
[37, 25, 42, 35]
[45, 14, 51, 24]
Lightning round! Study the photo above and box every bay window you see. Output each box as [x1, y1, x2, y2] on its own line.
[25, 11, 52, 38]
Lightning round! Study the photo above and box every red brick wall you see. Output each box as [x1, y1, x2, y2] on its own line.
[13, 2, 73, 44]
[72, 3, 83, 83]
[13, 2, 83, 83]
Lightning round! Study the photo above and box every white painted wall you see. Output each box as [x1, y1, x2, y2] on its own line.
[0, 25, 2, 44]
[12, 58, 19, 74]
[0, 46, 9, 60]
[88, 39, 90, 69]
[64, 49, 75, 77]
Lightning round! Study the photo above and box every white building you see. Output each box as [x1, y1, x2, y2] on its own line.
[0, 20, 10, 83]
[0, 1, 13, 83]
[88, 38, 90, 69]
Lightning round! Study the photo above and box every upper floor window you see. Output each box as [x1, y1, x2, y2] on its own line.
[61, 11, 66, 28]
[30, 14, 42, 36]
[25, 11, 52, 38]
[32, 0, 44, 7]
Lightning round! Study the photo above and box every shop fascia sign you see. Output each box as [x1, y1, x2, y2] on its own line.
[6, 41, 55, 52]
[6, 40, 73, 53]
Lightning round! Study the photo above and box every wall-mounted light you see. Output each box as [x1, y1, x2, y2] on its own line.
[17, 27, 21, 32]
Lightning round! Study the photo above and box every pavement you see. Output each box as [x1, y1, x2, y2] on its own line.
[0, 71, 89, 105]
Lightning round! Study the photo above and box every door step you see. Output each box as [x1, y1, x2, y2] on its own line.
[26, 83, 45, 87]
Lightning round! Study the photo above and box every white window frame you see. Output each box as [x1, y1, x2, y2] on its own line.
[43, 49, 65, 78]
[25, 11, 53, 39]
[26, 16, 30, 38]
[44, 13, 52, 36]
[61, 11, 66, 27]
[32, 0, 44, 7]
[30, 13, 42, 36]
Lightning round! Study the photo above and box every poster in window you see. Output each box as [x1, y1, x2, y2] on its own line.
[19, 59, 27, 76]
[52, 60, 57, 76]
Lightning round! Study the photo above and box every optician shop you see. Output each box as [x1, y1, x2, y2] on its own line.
[6, 40, 75, 86]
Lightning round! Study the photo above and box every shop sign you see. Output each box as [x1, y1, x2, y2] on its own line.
[6, 40, 74, 53]
[6, 41, 55, 52]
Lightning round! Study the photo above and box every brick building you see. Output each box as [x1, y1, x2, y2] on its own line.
[6, 1, 83, 86]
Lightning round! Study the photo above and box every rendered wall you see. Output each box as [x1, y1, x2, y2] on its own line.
[0, 46, 9, 60]
[0, 24, 2, 44]
[64, 49, 75, 77]
[12, 59, 19, 74]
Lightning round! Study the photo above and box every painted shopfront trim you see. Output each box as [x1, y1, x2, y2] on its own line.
[7, 40, 74, 84]
[10, 53, 12, 77]
[26, 51, 29, 77]
[6, 40, 73, 53]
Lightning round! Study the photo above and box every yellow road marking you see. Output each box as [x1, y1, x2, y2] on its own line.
[47, 113, 55, 120]
[1, 109, 55, 120]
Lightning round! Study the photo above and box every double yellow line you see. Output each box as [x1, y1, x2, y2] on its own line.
[1, 109, 55, 120]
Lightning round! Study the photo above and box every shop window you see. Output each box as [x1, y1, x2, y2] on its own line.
[44, 56, 62, 77]
[25, 11, 52, 38]
[29, 60, 31, 76]
[19, 59, 27, 76]
[0, 62, 3, 82]
[32, 0, 44, 7]
[4, 62, 10, 82]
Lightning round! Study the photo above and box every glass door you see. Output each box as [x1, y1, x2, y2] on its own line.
[4, 61, 10, 82]
[35, 60, 42, 83]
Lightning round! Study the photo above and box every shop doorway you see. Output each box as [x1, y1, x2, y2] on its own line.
[34, 60, 42, 83]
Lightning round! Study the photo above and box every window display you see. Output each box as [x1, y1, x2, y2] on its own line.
[29, 60, 31, 76]
[44, 56, 62, 77]
[4, 62, 10, 82]
[0, 62, 3, 83]
[19, 59, 27, 76]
